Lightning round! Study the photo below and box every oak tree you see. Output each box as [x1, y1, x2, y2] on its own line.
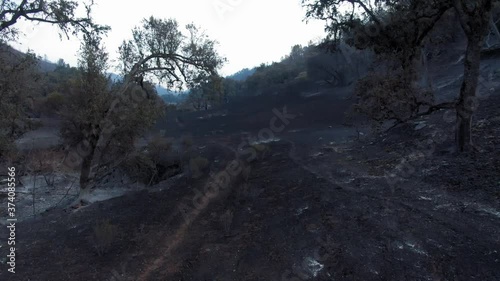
[0, 0, 106, 158]
[63, 17, 225, 203]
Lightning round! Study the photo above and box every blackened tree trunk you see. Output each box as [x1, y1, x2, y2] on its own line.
[79, 146, 96, 190]
[74, 123, 102, 204]
[456, 41, 482, 152]
[454, 0, 493, 152]
[78, 133, 99, 191]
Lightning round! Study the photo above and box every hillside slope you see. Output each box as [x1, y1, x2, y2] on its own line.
[1, 48, 500, 281]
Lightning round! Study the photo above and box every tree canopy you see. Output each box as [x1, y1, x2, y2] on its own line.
[303, 0, 496, 151]
[0, 0, 108, 41]
[118, 17, 226, 91]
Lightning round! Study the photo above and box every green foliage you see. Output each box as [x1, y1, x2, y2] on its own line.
[354, 70, 434, 128]
[237, 46, 310, 95]
[42, 91, 65, 116]
[120, 137, 177, 185]
[217, 43, 368, 98]
[185, 87, 206, 110]
[120, 152, 157, 185]
[181, 44, 323, 103]
[302, 0, 468, 133]
[227, 68, 256, 81]
[186, 74, 225, 110]
[0, 45, 40, 142]
[305, 43, 369, 87]
[147, 136, 173, 163]
[288, 44, 306, 63]
[58, 31, 167, 191]
[118, 17, 226, 90]
[40, 61, 80, 97]
[60, 32, 113, 148]
[118, 16, 226, 113]
[302, 0, 453, 68]
[160, 93, 187, 105]
[0, 0, 109, 42]
[61, 32, 166, 150]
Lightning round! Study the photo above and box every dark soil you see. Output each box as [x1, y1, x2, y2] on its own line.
[1, 57, 500, 281]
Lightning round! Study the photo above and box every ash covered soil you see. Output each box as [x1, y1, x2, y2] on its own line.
[1, 58, 500, 281]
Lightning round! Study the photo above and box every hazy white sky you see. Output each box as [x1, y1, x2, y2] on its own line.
[10, 0, 326, 76]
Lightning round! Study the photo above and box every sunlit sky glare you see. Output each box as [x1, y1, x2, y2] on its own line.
[10, 0, 327, 77]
